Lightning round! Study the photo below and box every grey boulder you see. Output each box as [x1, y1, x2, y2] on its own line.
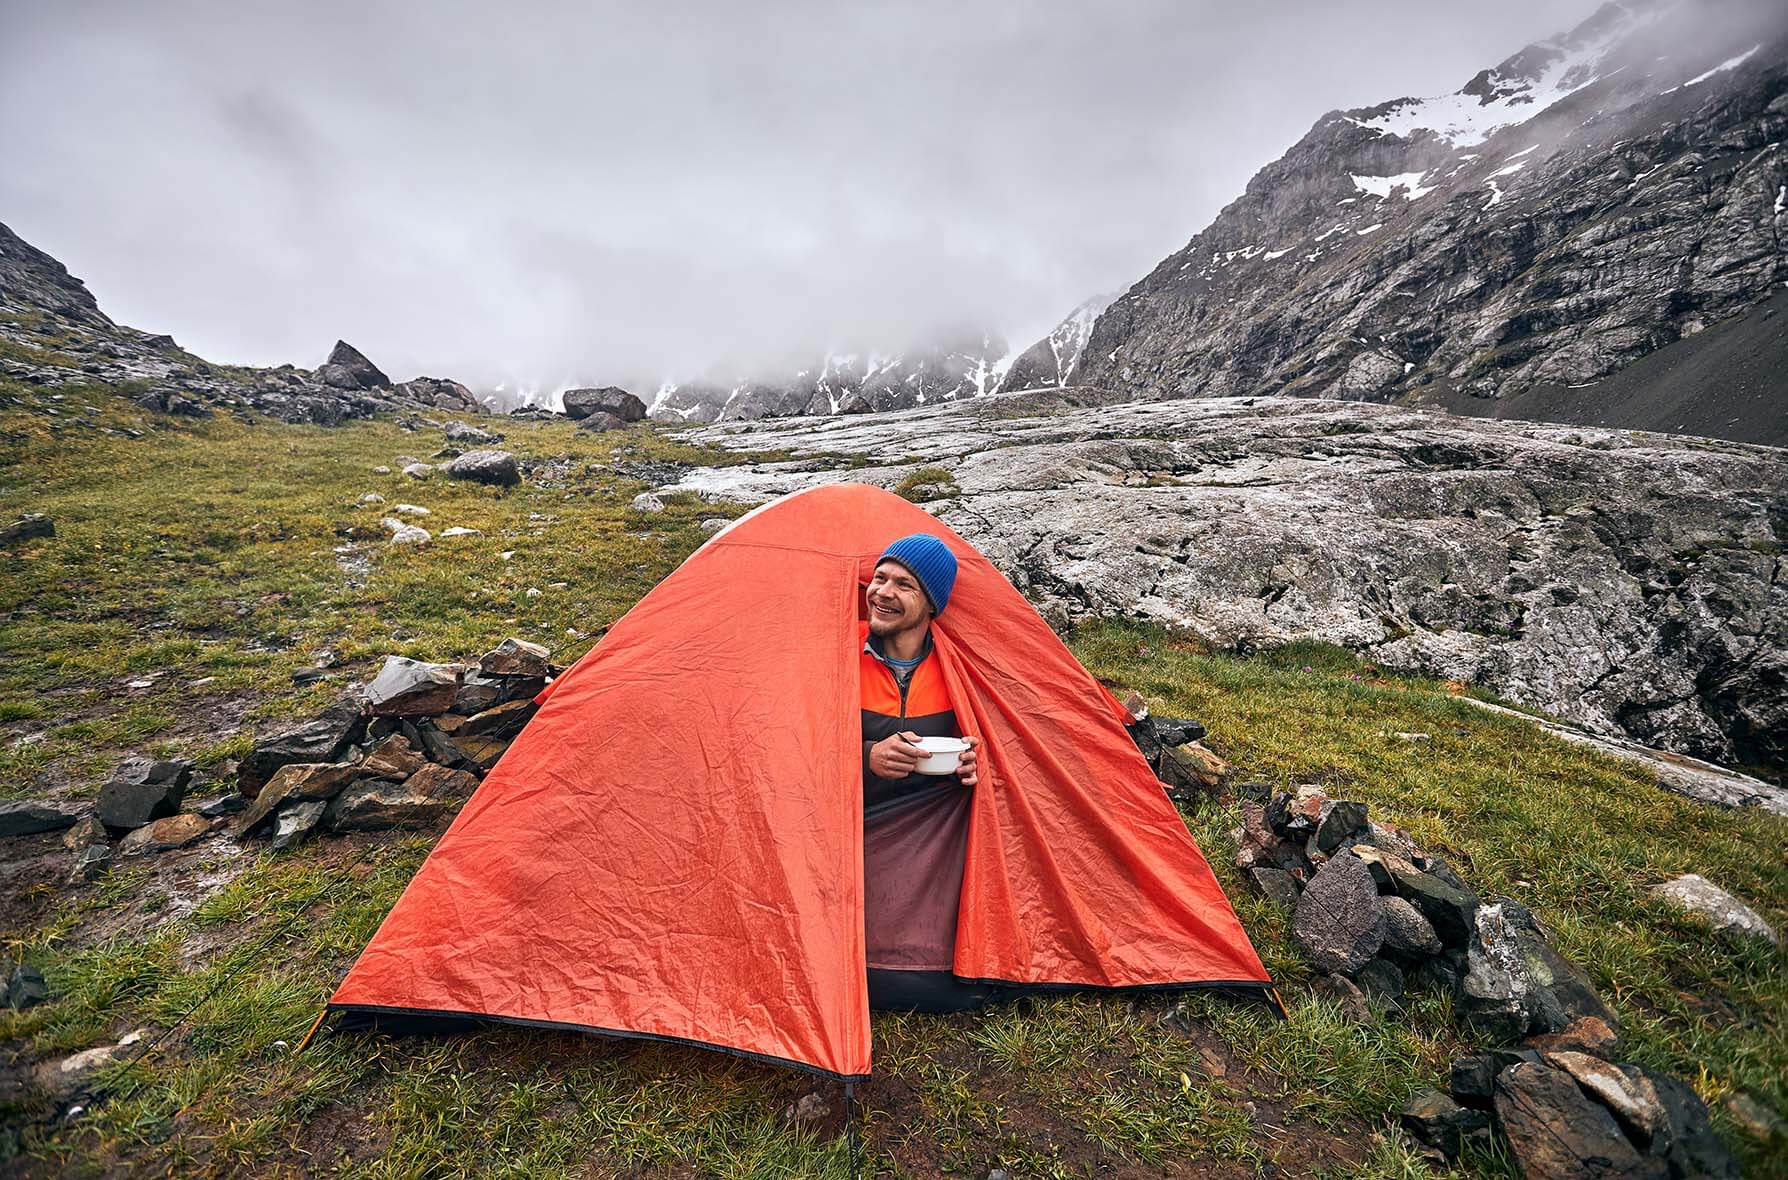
[561, 386, 645, 422]
[1292, 850, 1385, 975]
[96, 757, 191, 831]
[0, 800, 81, 837]
[367, 656, 464, 716]
[1651, 873, 1778, 945]
[443, 449, 520, 487]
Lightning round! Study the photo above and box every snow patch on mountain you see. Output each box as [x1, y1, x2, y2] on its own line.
[1348, 0, 1667, 145]
[1351, 171, 1437, 200]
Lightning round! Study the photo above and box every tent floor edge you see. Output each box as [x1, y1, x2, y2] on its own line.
[324, 1003, 872, 1082]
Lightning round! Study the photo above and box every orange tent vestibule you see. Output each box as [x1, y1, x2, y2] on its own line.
[329, 482, 1270, 1079]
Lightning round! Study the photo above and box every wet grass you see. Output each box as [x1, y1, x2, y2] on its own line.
[1, 379, 1782, 1176]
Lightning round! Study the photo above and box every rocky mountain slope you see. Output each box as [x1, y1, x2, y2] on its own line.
[1011, 0, 1788, 445]
[0, 221, 481, 424]
[666, 388, 1788, 781]
[644, 331, 1010, 423]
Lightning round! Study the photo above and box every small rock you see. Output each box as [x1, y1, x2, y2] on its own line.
[480, 637, 553, 678]
[235, 762, 362, 836]
[1314, 973, 1374, 1023]
[1725, 1092, 1784, 1142]
[444, 420, 501, 445]
[1292, 851, 1386, 975]
[439, 526, 482, 537]
[1311, 800, 1369, 854]
[33, 1031, 145, 1097]
[367, 656, 463, 716]
[1644, 1067, 1740, 1178]
[358, 492, 385, 504]
[630, 492, 665, 513]
[237, 699, 366, 795]
[1457, 900, 1619, 1041]
[1494, 1060, 1654, 1180]
[402, 462, 433, 479]
[403, 762, 481, 801]
[360, 735, 426, 781]
[699, 517, 727, 533]
[1450, 1049, 1540, 1108]
[1524, 1015, 1622, 1058]
[291, 667, 331, 685]
[575, 410, 627, 433]
[0, 800, 81, 838]
[96, 757, 192, 831]
[371, 465, 391, 474]
[1380, 896, 1443, 957]
[70, 843, 112, 881]
[393, 503, 431, 517]
[1544, 1051, 1665, 1145]
[781, 1089, 831, 1127]
[1, 513, 55, 545]
[327, 779, 451, 832]
[7, 965, 49, 1009]
[1152, 716, 1206, 745]
[1354, 845, 1477, 948]
[1248, 866, 1301, 912]
[443, 449, 520, 487]
[61, 816, 106, 851]
[1399, 1088, 1490, 1160]
[270, 799, 328, 851]
[456, 699, 535, 738]
[194, 793, 249, 818]
[1351, 957, 1404, 1005]
[385, 520, 431, 545]
[118, 812, 210, 856]
[1651, 874, 1778, 945]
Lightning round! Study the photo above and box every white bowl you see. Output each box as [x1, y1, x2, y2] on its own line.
[913, 735, 969, 775]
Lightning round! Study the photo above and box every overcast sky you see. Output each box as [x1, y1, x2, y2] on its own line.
[1, 0, 1603, 393]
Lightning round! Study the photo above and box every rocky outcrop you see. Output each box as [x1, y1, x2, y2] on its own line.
[315, 340, 390, 390]
[1012, 1, 1788, 446]
[0, 222, 487, 424]
[662, 390, 1788, 775]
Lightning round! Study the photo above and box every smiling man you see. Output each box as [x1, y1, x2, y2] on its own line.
[860, 533, 997, 1012]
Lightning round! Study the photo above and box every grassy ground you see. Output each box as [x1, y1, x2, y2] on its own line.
[1, 378, 1782, 1177]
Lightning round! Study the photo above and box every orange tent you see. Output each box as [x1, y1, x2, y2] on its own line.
[329, 482, 1269, 1078]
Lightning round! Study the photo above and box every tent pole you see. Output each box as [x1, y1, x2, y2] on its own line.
[294, 1009, 328, 1054]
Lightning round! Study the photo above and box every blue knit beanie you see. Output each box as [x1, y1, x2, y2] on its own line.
[878, 533, 958, 615]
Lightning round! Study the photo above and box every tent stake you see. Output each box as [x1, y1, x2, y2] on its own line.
[1267, 987, 1289, 1021]
[844, 1079, 861, 1179]
[294, 1009, 328, 1054]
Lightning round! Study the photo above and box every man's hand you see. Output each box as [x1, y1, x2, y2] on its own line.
[955, 735, 979, 787]
[868, 731, 926, 779]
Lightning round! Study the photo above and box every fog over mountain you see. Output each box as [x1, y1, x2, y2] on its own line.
[0, 0, 1603, 397]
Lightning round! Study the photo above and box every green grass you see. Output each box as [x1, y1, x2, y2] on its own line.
[1, 379, 1782, 1176]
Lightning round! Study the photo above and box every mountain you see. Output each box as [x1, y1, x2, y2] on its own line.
[645, 331, 1011, 423]
[1014, 0, 1788, 445]
[0, 221, 482, 424]
[995, 294, 1116, 393]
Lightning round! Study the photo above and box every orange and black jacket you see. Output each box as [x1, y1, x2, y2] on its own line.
[860, 621, 960, 813]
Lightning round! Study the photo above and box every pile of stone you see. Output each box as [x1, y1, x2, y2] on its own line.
[1236, 786, 1748, 1175]
[232, 638, 556, 850]
[0, 638, 558, 882]
[1403, 1026, 1741, 1177]
[1237, 785, 1616, 1034]
[1122, 694, 1228, 799]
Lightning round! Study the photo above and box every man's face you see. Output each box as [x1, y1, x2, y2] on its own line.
[867, 560, 931, 638]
